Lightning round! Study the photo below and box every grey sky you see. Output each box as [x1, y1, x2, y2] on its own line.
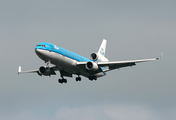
[0, 0, 176, 120]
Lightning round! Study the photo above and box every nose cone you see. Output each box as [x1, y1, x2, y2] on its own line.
[35, 48, 49, 62]
[35, 48, 45, 60]
[35, 48, 41, 56]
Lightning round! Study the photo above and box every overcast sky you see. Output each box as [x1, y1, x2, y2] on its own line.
[0, 0, 176, 120]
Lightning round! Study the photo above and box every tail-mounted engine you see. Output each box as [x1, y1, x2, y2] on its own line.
[90, 53, 98, 61]
[90, 53, 109, 62]
[38, 66, 51, 76]
[85, 62, 99, 71]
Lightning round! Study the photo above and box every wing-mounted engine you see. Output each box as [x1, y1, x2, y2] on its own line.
[85, 62, 99, 71]
[90, 52, 109, 62]
[38, 66, 56, 76]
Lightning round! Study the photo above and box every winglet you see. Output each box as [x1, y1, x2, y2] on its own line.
[18, 66, 21, 74]
[156, 52, 163, 60]
[160, 52, 163, 59]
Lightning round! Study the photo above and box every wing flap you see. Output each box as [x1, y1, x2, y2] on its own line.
[109, 62, 136, 70]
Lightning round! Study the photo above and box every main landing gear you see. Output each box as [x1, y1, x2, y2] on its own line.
[58, 78, 67, 84]
[58, 77, 81, 84]
[76, 76, 81, 81]
[58, 76, 81, 84]
[89, 76, 97, 81]
[58, 74, 67, 84]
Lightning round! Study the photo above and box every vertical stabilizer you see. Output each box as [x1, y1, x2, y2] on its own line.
[90, 39, 109, 61]
[98, 39, 107, 57]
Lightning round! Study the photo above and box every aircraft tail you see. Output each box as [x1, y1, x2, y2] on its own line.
[90, 39, 109, 62]
[98, 39, 107, 57]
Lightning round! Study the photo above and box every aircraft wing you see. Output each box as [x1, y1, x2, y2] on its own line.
[18, 65, 73, 77]
[18, 66, 58, 75]
[77, 53, 162, 72]
[98, 57, 160, 72]
[18, 66, 38, 74]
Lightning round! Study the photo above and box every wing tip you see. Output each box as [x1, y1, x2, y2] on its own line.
[18, 66, 21, 74]
[156, 52, 163, 60]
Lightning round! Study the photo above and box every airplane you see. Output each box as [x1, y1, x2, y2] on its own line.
[18, 39, 162, 84]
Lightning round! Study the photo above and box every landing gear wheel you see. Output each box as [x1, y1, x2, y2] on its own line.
[76, 77, 78, 81]
[89, 76, 97, 81]
[76, 77, 81, 81]
[58, 79, 61, 83]
[63, 79, 67, 83]
[58, 78, 67, 84]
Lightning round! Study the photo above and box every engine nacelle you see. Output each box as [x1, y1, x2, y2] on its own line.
[90, 53, 99, 61]
[39, 66, 51, 76]
[90, 53, 109, 62]
[85, 62, 99, 71]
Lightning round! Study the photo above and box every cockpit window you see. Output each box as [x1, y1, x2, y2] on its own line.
[36, 45, 46, 47]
